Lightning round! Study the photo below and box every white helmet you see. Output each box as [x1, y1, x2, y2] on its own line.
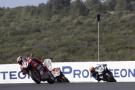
[16, 56, 25, 65]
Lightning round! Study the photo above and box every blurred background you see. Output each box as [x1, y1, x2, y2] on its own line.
[0, 0, 135, 63]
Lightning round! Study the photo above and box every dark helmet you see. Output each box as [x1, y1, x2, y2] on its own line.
[89, 66, 95, 73]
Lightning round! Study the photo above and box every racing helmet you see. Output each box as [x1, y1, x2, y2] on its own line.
[16, 56, 25, 65]
[89, 66, 95, 73]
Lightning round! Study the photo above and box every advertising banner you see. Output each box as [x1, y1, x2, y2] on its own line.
[0, 61, 135, 83]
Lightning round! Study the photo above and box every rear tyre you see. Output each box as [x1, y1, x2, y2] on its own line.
[59, 76, 69, 82]
[105, 72, 116, 82]
[47, 71, 55, 84]
[57, 72, 69, 83]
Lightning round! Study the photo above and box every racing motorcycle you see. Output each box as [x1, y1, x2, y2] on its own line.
[91, 64, 116, 82]
[43, 59, 69, 83]
[22, 59, 55, 84]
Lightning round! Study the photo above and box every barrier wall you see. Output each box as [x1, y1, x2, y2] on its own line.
[0, 61, 135, 84]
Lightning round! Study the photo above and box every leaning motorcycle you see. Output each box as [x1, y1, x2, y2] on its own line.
[22, 59, 55, 84]
[94, 64, 116, 82]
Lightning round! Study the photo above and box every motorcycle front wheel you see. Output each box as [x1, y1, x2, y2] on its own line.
[29, 70, 41, 84]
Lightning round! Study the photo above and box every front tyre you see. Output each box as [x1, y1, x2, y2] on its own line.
[29, 70, 41, 84]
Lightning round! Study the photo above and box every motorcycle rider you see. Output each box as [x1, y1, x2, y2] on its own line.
[89, 64, 105, 81]
[16, 56, 28, 75]
[16, 55, 45, 76]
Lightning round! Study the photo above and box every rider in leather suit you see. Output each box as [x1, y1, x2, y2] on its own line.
[16, 56, 44, 75]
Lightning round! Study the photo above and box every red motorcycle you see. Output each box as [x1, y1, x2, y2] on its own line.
[22, 58, 55, 84]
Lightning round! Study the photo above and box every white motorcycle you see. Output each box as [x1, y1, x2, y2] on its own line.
[93, 64, 116, 82]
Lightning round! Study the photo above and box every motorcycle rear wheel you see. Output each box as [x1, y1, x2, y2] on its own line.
[105, 73, 116, 82]
[47, 71, 55, 84]
[56, 72, 69, 83]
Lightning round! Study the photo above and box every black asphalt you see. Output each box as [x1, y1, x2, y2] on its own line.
[0, 82, 135, 90]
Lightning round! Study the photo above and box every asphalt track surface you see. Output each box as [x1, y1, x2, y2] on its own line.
[0, 82, 135, 90]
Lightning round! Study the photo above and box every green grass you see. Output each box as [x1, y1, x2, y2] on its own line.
[0, 7, 135, 64]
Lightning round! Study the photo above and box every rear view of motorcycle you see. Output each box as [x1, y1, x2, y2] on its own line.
[90, 64, 116, 82]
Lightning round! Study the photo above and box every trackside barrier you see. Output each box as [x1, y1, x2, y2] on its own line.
[0, 61, 135, 84]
